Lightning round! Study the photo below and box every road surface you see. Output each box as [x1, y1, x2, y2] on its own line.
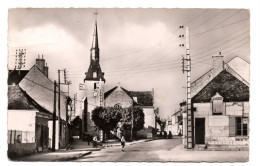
[75, 137, 249, 162]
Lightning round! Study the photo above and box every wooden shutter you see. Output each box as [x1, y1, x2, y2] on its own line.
[229, 116, 236, 136]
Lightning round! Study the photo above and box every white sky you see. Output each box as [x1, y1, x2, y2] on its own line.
[7, 8, 250, 118]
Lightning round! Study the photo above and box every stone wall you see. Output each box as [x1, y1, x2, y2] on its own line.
[105, 87, 132, 108]
[194, 102, 249, 147]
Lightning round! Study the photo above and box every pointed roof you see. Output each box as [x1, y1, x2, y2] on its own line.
[104, 86, 154, 107]
[91, 21, 99, 49]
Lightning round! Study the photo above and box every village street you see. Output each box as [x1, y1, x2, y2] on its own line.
[74, 138, 248, 162]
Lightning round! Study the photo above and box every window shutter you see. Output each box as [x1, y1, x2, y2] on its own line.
[229, 116, 236, 136]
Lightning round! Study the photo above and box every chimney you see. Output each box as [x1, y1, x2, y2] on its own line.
[35, 54, 45, 72]
[212, 52, 224, 77]
[44, 62, 49, 78]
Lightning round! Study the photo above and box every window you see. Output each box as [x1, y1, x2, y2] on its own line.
[229, 117, 248, 136]
[114, 103, 122, 110]
[94, 83, 97, 90]
[236, 117, 248, 136]
[93, 72, 97, 78]
[211, 92, 224, 115]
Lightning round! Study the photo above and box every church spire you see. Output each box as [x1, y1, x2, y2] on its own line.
[84, 11, 105, 83]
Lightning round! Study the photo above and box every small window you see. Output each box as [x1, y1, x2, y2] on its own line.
[93, 72, 97, 78]
[229, 117, 248, 136]
[94, 83, 97, 89]
[236, 117, 248, 136]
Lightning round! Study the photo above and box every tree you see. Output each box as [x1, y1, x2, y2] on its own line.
[121, 107, 145, 140]
[91, 106, 122, 142]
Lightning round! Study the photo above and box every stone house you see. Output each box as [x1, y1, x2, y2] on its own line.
[104, 85, 157, 140]
[171, 101, 185, 136]
[188, 54, 249, 150]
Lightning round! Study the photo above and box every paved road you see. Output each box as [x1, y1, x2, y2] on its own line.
[75, 138, 182, 162]
[75, 137, 249, 162]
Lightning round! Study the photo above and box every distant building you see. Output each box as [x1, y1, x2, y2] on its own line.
[184, 53, 249, 150]
[104, 85, 157, 140]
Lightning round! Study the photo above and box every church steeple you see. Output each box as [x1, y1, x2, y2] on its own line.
[84, 19, 105, 83]
[90, 21, 99, 63]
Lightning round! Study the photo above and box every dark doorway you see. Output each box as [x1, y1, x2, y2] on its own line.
[195, 118, 205, 144]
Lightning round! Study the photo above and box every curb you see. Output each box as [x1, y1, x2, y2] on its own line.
[62, 151, 92, 161]
[70, 148, 101, 151]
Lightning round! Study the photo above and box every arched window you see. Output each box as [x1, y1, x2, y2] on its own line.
[114, 103, 122, 110]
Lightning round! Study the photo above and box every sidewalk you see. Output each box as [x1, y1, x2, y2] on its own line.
[10, 150, 91, 161]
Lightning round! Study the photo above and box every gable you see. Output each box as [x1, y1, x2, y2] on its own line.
[19, 66, 68, 120]
[105, 86, 133, 108]
[192, 70, 249, 103]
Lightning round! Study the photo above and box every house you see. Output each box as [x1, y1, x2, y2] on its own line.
[171, 101, 185, 136]
[186, 53, 249, 150]
[8, 84, 52, 157]
[8, 56, 71, 156]
[104, 85, 157, 140]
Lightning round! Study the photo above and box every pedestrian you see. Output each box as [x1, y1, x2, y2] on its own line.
[93, 135, 98, 148]
[121, 136, 126, 151]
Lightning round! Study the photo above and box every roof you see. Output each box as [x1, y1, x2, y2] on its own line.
[8, 70, 29, 85]
[104, 86, 154, 107]
[8, 85, 51, 115]
[191, 56, 250, 98]
[19, 65, 69, 120]
[192, 70, 249, 103]
[8, 85, 35, 110]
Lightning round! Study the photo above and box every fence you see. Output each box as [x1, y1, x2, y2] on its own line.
[8, 130, 35, 144]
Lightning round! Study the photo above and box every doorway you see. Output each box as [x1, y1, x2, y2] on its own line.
[195, 118, 205, 144]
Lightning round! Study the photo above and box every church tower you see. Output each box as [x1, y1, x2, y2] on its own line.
[84, 20, 105, 108]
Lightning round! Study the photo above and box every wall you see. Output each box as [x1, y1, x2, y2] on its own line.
[8, 110, 37, 132]
[143, 108, 155, 128]
[105, 87, 133, 108]
[8, 143, 36, 158]
[194, 102, 249, 147]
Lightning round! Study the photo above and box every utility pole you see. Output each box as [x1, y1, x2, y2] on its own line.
[52, 81, 57, 151]
[15, 49, 26, 75]
[180, 26, 193, 149]
[130, 104, 134, 142]
[58, 70, 61, 149]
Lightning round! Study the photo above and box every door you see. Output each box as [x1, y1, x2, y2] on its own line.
[195, 118, 205, 144]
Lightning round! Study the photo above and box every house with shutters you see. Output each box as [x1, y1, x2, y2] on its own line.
[8, 56, 71, 157]
[189, 53, 249, 150]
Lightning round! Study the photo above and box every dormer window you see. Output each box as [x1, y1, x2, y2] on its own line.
[211, 92, 224, 115]
[93, 72, 97, 78]
[133, 97, 138, 103]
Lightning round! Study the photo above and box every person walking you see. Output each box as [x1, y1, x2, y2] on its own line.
[121, 136, 126, 151]
[93, 136, 98, 148]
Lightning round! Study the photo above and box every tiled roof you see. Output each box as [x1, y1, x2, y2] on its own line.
[8, 85, 35, 110]
[192, 70, 249, 103]
[104, 86, 118, 98]
[8, 70, 29, 85]
[8, 85, 51, 115]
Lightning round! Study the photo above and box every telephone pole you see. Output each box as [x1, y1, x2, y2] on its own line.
[15, 49, 26, 74]
[180, 26, 193, 149]
[58, 70, 61, 149]
[52, 81, 57, 151]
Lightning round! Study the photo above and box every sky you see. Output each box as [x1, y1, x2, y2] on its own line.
[7, 8, 250, 118]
